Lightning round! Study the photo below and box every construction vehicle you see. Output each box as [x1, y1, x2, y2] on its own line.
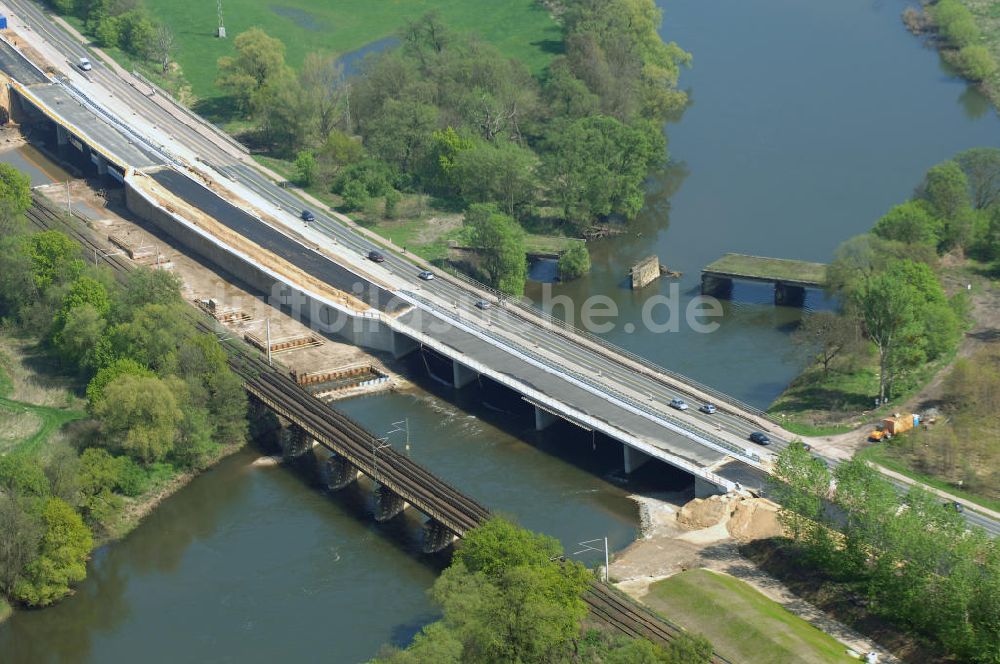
[868, 413, 919, 442]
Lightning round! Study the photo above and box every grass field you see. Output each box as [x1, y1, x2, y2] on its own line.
[143, 0, 561, 100]
[0, 341, 86, 457]
[644, 570, 855, 664]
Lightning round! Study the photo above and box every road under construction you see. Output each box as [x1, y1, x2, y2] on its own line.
[24, 196, 732, 663]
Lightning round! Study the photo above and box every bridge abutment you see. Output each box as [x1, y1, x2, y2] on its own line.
[374, 485, 409, 522]
[623, 445, 652, 474]
[323, 453, 360, 490]
[392, 331, 419, 359]
[452, 361, 478, 389]
[422, 519, 458, 553]
[695, 476, 726, 498]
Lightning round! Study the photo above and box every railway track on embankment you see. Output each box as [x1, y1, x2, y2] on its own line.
[24, 196, 730, 662]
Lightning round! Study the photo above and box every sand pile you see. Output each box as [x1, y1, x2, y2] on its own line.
[676, 495, 786, 541]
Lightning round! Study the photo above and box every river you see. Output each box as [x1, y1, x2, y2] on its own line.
[2, 0, 998, 661]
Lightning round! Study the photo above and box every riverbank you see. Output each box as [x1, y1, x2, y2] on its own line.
[610, 492, 897, 663]
[903, 0, 1000, 111]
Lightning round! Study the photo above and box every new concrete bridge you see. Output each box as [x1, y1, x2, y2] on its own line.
[0, 9, 791, 497]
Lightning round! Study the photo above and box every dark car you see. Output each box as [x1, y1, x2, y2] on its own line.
[749, 432, 771, 446]
[300, 209, 316, 222]
[368, 250, 386, 263]
[475, 299, 491, 310]
[947, 501, 965, 514]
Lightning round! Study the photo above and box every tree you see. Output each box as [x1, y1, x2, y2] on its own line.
[152, 24, 175, 74]
[0, 163, 32, 213]
[558, 242, 591, 281]
[918, 161, 972, 250]
[294, 150, 317, 187]
[216, 28, 289, 114]
[0, 454, 50, 497]
[791, 311, 859, 373]
[959, 45, 998, 82]
[543, 116, 661, 227]
[464, 204, 527, 296]
[13, 497, 92, 607]
[366, 99, 438, 173]
[85, 357, 153, 407]
[872, 200, 942, 247]
[956, 148, 1000, 210]
[451, 140, 538, 218]
[118, 10, 156, 60]
[299, 53, 346, 139]
[26, 231, 83, 291]
[770, 441, 831, 542]
[853, 264, 922, 402]
[54, 304, 106, 368]
[315, 130, 363, 184]
[455, 517, 564, 578]
[119, 267, 182, 312]
[0, 493, 42, 597]
[94, 374, 183, 463]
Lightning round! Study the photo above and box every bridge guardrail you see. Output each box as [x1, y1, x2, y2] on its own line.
[443, 269, 777, 426]
[405, 292, 762, 467]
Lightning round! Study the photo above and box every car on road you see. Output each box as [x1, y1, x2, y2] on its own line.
[947, 501, 965, 513]
[78, 57, 92, 71]
[367, 250, 386, 263]
[669, 398, 688, 411]
[418, 270, 434, 281]
[475, 299, 491, 310]
[699, 403, 717, 414]
[749, 431, 771, 446]
[300, 209, 316, 222]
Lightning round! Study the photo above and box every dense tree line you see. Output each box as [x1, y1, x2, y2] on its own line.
[796, 150, 1000, 402]
[45, 0, 175, 72]
[929, 0, 997, 83]
[373, 517, 713, 664]
[217, 1, 689, 293]
[771, 444, 1000, 662]
[0, 164, 247, 608]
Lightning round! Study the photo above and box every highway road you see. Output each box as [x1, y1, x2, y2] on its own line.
[4, 0, 998, 536]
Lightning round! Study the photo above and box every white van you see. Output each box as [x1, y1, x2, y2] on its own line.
[77, 57, 92, 71]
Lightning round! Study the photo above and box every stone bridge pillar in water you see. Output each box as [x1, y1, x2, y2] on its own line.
[700, 274, 733, 300]
[374, 485, 409, 522]
[323, 453, 360, 490]
[279, 423, 313, 460]
[422, 520, 458, 553]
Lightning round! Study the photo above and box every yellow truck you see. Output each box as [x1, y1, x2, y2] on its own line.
[868, 413, 919, 442]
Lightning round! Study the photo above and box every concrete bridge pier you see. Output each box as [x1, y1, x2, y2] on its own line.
[422, 519, 458, 554]
[695, 476, 726, 498]
[55, 123, 69, 147]
[623, 444, 651, 474]
[392, 331, 419, 359]
[534, 405, 559, 431]
[90, 152, 108, 176]
[774, 282, 806, 307]
[700, 274, 733, 300]
[452, 361, 478, 389]
[374, 485, 409, 522]
[279, 423, 314, 459]
[323, 453, 360, 490]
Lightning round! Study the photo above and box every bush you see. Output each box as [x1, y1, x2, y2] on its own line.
[558, 242, 591, 280]
[294, 150, 316, 187]
[958, 45, 998, 82]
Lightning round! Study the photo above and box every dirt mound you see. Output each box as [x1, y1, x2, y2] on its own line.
[676, 495, 785, 541]
[728, 498, 785, 541]
[677, 495, 733, 529]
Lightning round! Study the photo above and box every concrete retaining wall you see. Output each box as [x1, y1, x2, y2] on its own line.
[124, 177, 396, 353]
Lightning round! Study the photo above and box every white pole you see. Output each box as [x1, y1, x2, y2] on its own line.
[265, 318, 272, 366]
[66, 180, 71, 214]
[604, 537, 609, 583]
[405, 417, 410, 455]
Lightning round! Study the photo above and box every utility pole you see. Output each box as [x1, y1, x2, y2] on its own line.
[265, 318, 272, 366]
[65, 180, 71, 215]
[216, 0, 226, 38]
[390, 419, 410, 456]
[574, 537, 610, 583]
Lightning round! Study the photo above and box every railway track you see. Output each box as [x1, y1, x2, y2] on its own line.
[23, 196, 727, 658]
